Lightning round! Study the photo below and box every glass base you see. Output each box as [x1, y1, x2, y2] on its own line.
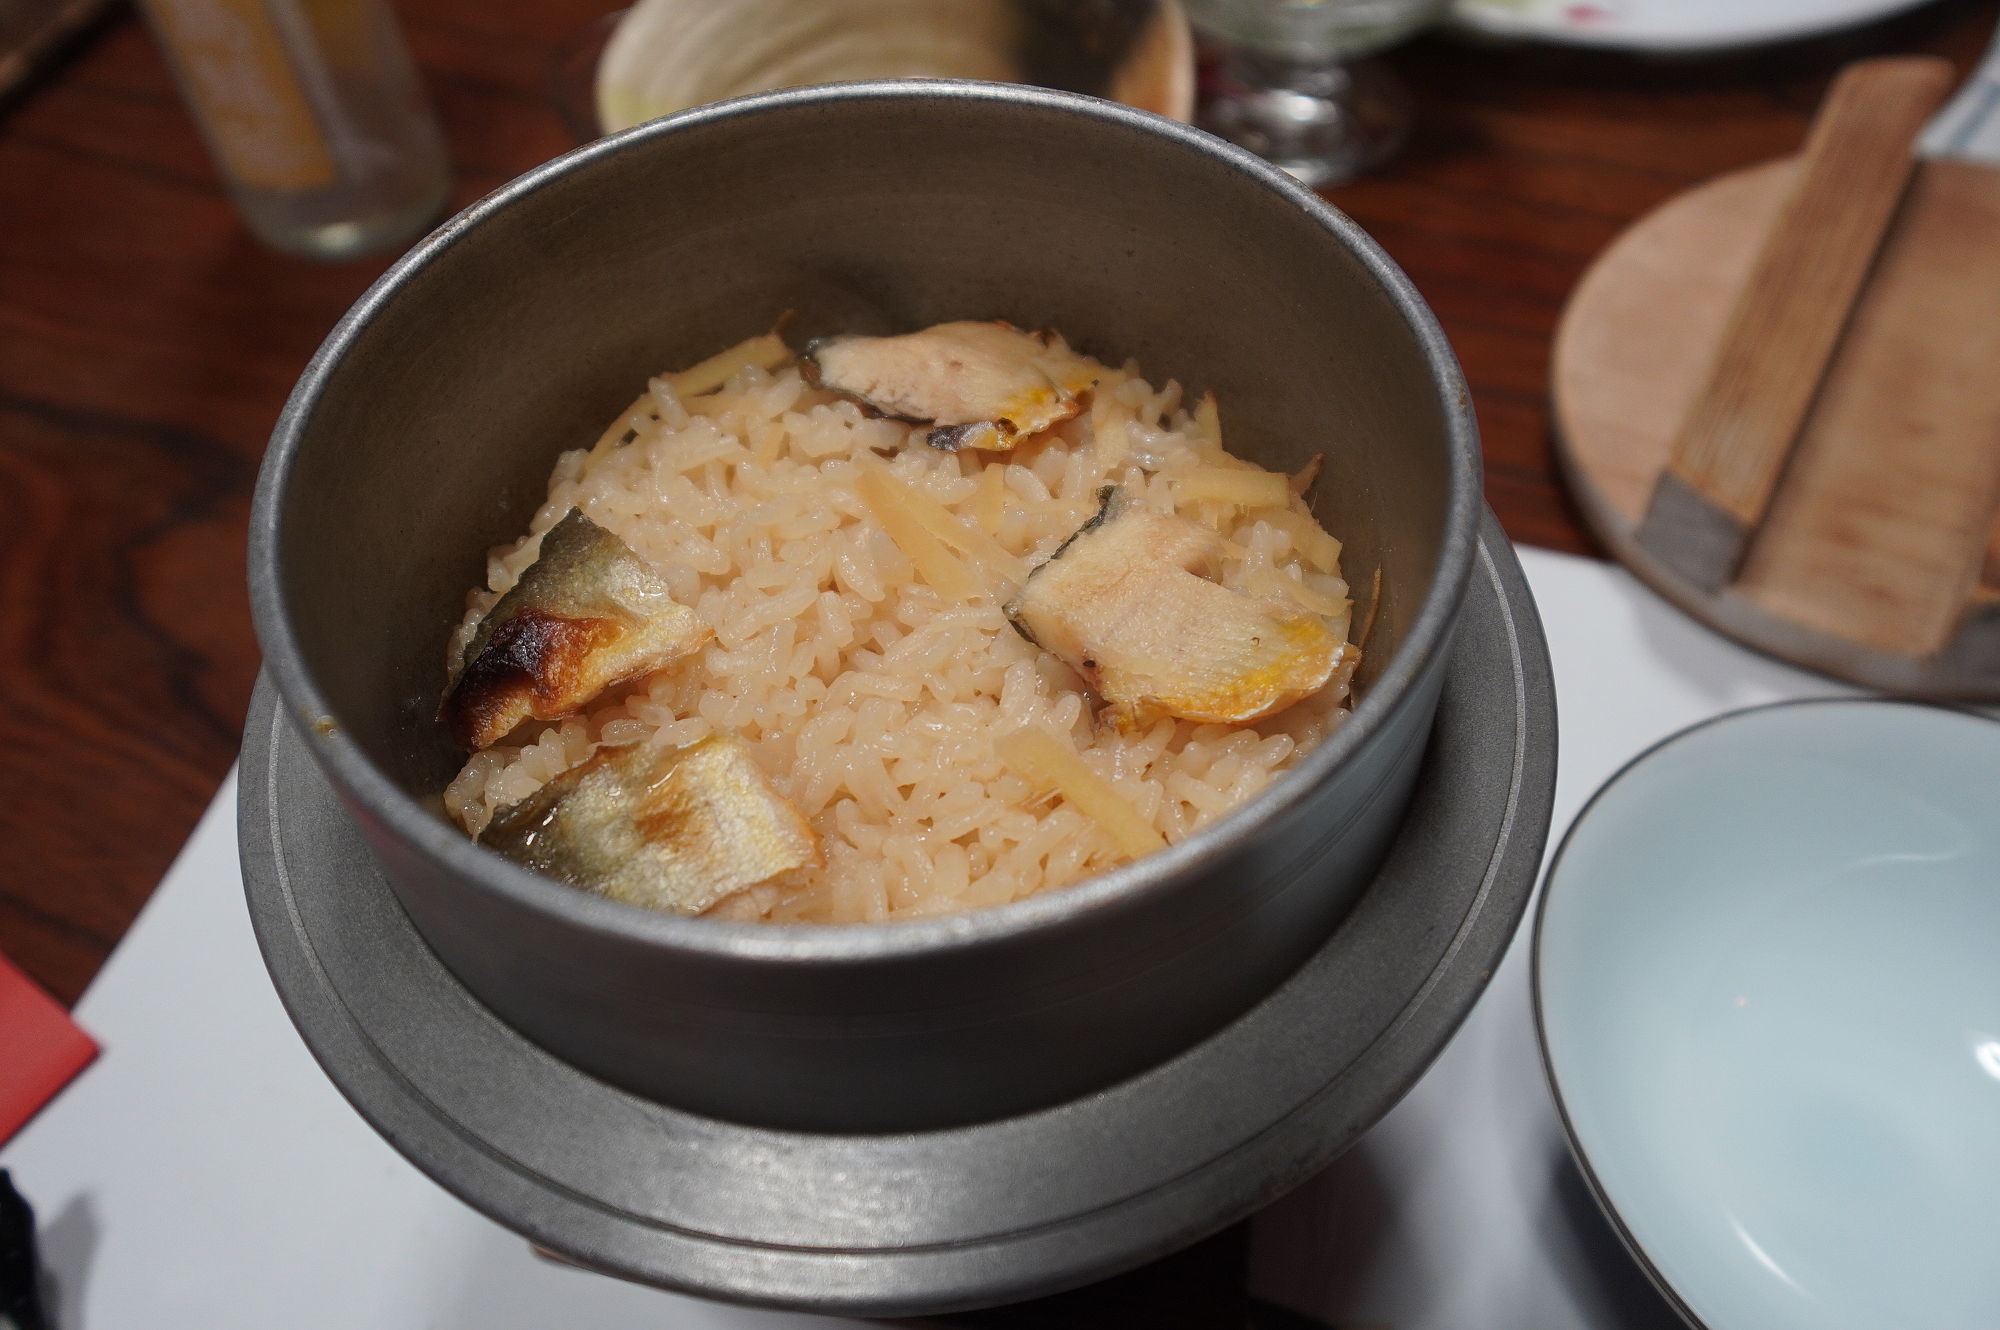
[1198, 53, 1413, 188]
[238, 173, 451, 263]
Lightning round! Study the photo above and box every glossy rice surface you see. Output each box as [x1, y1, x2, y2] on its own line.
[445, 347, 1356, 922]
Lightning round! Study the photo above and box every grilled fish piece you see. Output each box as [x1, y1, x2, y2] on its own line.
[482, 733, 822, 915]
[803, 320, 1100, 452]
[444, 509, 709, 751]
[1005, 487, 1346, 731]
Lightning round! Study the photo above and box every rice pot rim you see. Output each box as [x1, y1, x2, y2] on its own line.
[248, 78, 1481, 964]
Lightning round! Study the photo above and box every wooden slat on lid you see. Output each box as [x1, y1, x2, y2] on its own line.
[1737, 159, 2000, 657]
[1635, 58, 1957, 591]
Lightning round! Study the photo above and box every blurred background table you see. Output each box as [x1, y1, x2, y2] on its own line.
[0, 0, 1994, 1312]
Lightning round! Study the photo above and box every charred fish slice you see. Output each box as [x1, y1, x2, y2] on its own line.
[1005, 487, 1347, 731]
[482, 733, 822, 915]
[445, 509, 709, 751]
[803, 320, 1100, 452]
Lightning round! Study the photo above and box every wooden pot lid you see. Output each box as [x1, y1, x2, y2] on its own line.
[1553, 145, 2000, 698]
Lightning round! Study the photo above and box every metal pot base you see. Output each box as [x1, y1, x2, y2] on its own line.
[239, 514, 1554, 1318]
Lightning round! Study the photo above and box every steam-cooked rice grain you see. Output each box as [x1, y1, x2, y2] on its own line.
[442, 346, 1358, 921]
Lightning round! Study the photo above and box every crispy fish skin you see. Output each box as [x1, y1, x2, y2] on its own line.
[802, 321, 1100, 452]
[1005, 488, 1346, 731]
[482, 733, 823, 916]
[444, 509, 709, 751]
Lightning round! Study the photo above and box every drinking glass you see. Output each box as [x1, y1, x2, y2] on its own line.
[1183, 0, 1447, 186]
[140, 0, 450, 260]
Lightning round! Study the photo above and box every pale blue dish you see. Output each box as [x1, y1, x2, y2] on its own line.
[1536, 699, 2000, 1330]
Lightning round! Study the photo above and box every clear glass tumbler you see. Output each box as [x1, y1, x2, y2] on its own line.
[1183, 0, 1447, 186]
[140, 0, 451, 261]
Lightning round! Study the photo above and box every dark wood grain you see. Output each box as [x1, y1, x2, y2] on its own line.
[0, 2, 1994, 1317]
[0, 5, 584, 1006]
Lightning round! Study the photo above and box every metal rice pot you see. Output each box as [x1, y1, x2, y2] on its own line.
[248, 80, 1482, 1132]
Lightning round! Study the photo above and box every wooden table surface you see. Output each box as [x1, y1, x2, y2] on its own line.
[1, 0, 1994, 1311]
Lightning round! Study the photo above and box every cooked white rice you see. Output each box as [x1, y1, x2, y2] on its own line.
[443, 340, 1357, 923]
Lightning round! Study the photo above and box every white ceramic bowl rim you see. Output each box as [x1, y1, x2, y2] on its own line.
[1531, 695, 2000, 1330]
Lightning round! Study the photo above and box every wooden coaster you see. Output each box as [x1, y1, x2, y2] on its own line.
[1553, 154, 2000, 697]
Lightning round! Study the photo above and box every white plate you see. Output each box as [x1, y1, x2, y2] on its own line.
[1536, 699, 2000, 1330]
[1451, 0, 1936, 52]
